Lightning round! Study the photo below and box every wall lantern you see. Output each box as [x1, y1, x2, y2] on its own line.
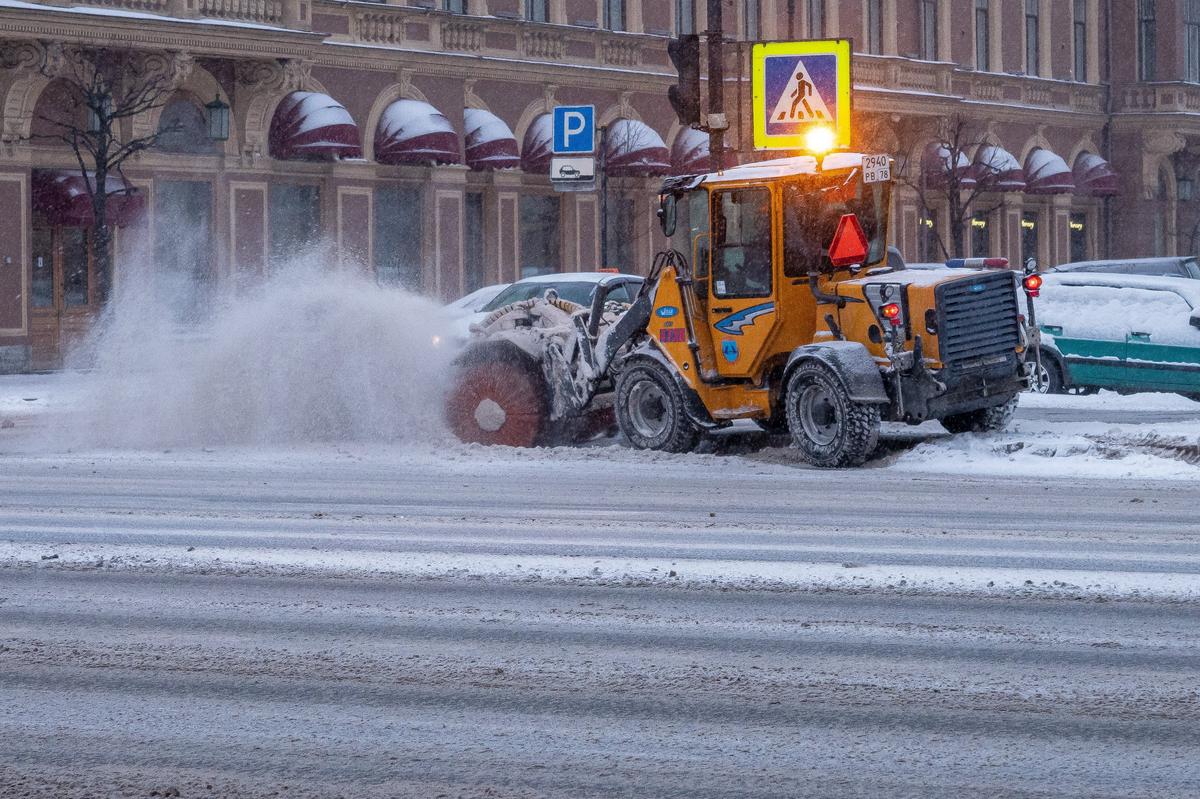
[87, 94, 113, 134]
[206, 94, 230, 142]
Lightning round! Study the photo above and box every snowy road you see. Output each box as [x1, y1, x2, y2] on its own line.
[1, 443, 1199, 797]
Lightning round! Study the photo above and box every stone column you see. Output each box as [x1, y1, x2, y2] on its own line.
[429, 167, 468, 300]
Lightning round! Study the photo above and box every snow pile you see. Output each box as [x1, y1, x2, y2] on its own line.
[51, 248, 458, 448]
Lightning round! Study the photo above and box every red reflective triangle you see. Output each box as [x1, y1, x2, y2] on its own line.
[828, 214, 870, 267]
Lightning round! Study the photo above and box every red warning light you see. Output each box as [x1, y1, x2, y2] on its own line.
[828, 214, 870, 268]
[880, 303, 902, 325]
[1023, 274, 1043, 297]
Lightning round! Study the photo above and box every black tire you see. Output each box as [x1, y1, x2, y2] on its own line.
[1029, 350, 1065, 394]
[785, 362, 881, 468]
[615, 361, 700, 453]
[941, 394, 1019, 434]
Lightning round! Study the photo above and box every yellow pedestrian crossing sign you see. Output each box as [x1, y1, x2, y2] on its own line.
[752, 40, 852, 152]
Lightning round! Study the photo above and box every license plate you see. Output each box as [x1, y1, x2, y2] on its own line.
[863, 154, 891, 184]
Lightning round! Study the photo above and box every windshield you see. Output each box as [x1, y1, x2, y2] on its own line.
[482, 280, 601, 311]
[782, 172, 892, 277]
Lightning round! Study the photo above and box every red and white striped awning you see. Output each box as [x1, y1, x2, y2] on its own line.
[1073, 152, 1119, 197]
[464, 108, 520, 171]
[922, 142, 977, 190]
[1024, 147, 1075, 195]
[375, 99, 461, 166]
[269, 91, 362, 161]
[671, 128, 710, 175]
[520, 113, 553, 173]
[970, 145, 1026, 192]
[605, 119, 670, 177]
[32, 169, 145, 227]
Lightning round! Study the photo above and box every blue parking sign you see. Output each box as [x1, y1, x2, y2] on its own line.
[553, 105, 595, 155]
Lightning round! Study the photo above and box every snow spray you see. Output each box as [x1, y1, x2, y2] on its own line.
[50, 243, 459, 448]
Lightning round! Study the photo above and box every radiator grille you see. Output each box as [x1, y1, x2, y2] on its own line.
[935, 272, 1021, 368]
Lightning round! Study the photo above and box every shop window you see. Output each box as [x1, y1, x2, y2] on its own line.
[605, 192, 636, 272]
[269, 183, 321, 267]
[677, 0, 695, 35]
[464, 192, 485, 293]
[1138, 0, 1156, 81]
[919, 209, 940, 262]
[919, 0, 938, 60]
[1069, 213, 1089, 262]
[155, 180, 214, 322]
[374, 185, 423, 291]
[155, 98, 218, 155]
[31, 227, 53, 309]
[713, 188, 771, 299]
[807, 0, 825, 38]
[970, 213, 990, 259]
[1073, 0, 1088, 81]
[866, 0, 883, 54]
[62, 227, 89, 308]
[1021, 211, 1040, 267]
[1024, 0, 1039, 75]
[975, 0, 990, 71]
[519, 194, 561, 277]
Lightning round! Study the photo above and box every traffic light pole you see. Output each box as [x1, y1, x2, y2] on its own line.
[706, 0, 724, 173]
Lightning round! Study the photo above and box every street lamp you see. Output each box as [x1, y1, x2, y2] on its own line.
[1179, 177, 1194, 202]
[205, 94, 230, 142]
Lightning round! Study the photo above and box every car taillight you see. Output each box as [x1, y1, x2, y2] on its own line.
[881, 303, 902, 325]
[1023, 274, 1043, 297]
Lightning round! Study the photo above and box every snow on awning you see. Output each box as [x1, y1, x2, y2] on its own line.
[1023, 147, 1075, 195]
[970, 145, 1026, 192]
[606, 119, 670, 177]
[375, 99, 461, 166]
[32, 169, 144, 227]
[520, 113, 553, 173]
[269, 91, 362, 161]
[921, 142, 977, 190]
[1073, 152, 1119, 197]
[671, 128, 710, 175]
[464, 108, 520, 171]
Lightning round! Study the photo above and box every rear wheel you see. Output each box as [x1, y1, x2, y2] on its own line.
[615, 361, 699, 453]
[785, 362, 881, 468]
[445, 357, 547, 447]
[941, 394, 1019, 434]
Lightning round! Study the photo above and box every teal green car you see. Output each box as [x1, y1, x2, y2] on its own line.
[1033, 273, 1200, 399]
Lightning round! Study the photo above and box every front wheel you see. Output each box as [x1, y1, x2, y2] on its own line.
[1028, 351, 1065, 394]
[785, 362, 881, 468]
[941, 394, 1019, 434]
[615, 361, 699, 453]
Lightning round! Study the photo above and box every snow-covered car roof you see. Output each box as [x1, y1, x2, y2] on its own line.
[1053, 256, 1196, 271]
[1042, 272, 1200, 310]
[445, 283, 510, 314]
[514, 271, 641, 286]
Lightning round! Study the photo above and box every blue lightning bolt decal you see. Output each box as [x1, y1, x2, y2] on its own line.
[713, 303, 776, 336]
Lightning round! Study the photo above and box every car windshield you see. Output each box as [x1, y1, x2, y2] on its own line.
[481, 280, 600, 311]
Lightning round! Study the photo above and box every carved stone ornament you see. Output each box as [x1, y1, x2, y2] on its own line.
[0, 40, 44, 71]
[236, 58, 310, 93]
[1143, 129, 1186, 156]
[139, 51, 195, 89]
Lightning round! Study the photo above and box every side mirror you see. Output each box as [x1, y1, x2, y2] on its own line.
[1190, 314, 1200, 330]
[658, 194, 677, 237]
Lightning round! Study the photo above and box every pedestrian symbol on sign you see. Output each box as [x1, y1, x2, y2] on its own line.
[772, 62, 832, 123]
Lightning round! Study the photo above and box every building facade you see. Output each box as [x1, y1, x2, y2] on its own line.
[0, 0, 1192, 371]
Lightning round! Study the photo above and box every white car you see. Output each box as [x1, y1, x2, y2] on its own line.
[445, 283, 510, 315]
[451, 272, 644, 341]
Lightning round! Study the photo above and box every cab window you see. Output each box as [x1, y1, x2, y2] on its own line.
[670, 189, 712, 279]
[712, 188, 772, 299]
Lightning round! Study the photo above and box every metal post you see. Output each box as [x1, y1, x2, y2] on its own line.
[707, 0, 724, 173]
[599, 124, 609, 270]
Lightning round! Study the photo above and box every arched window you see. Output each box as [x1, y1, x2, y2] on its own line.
[156, 97, 218, 155]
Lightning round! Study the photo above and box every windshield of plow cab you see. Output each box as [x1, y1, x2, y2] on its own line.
[782, 171, 891, 278]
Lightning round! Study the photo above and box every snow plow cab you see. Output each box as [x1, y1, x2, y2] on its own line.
[622, 153, 1029, 466]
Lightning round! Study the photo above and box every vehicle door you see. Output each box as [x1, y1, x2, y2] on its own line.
[708, 187, 779, 378]
[1038, 283, 1127, 388]
[1121, 288, 1200, 392]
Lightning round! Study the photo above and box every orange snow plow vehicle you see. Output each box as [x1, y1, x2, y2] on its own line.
[447, 153, 1030, 467]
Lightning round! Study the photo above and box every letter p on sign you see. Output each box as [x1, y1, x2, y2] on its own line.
[553, 105, 595, 155]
